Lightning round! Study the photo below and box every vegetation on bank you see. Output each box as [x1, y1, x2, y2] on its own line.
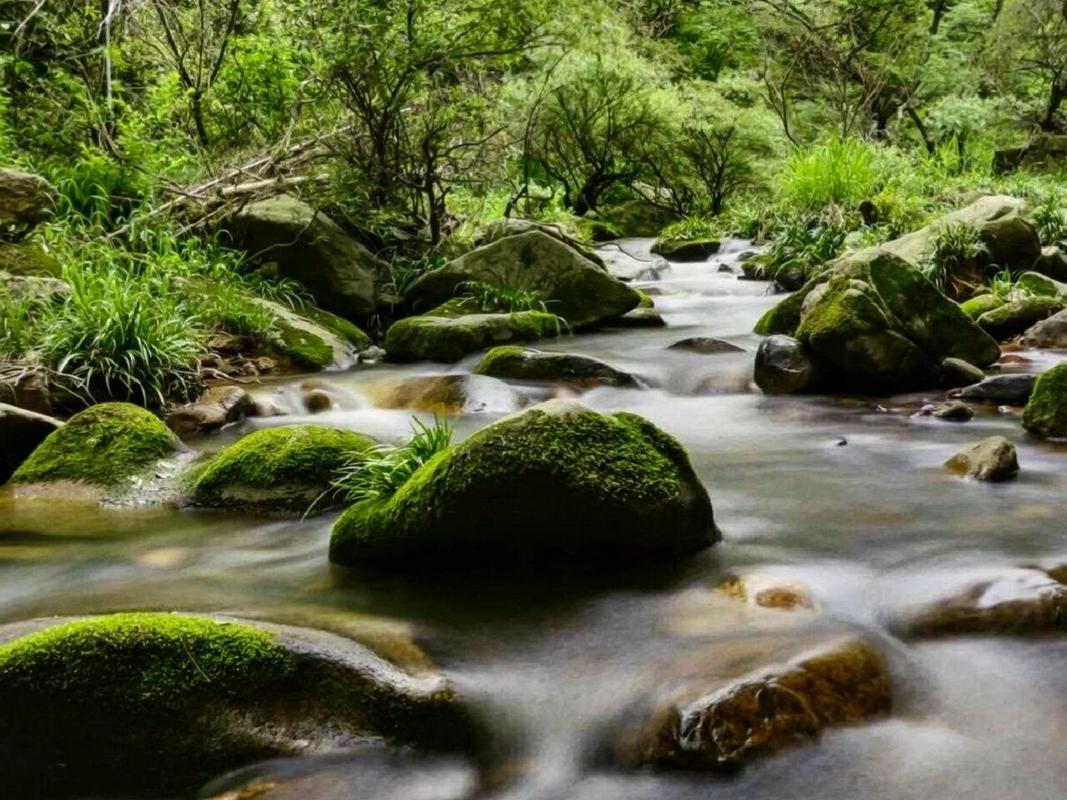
[4, 1, 1067, 407]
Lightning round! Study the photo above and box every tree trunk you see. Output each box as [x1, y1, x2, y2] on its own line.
[190, 90, 210, 147]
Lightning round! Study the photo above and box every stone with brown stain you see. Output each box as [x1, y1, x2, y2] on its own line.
[364, 374, 524, 415]
[166, 385, 255, 437]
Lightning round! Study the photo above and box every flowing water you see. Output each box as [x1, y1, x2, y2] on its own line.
[4, 239, 1067, 800]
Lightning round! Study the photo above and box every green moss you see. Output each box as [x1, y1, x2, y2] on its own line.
[12, 402, 177, 488]
[1023, 363, 1067, 438]
[635, 289, 655, 309]
[330, 402, 715, 567]
[753, 276, 822, 335]
[276, 320, 334, 369]
[1016, 271, 1067, 298]
[961, 294, 1004, 319]
[301, 305, 373, 349]
[190, 425, 375, 509]
[385, 309, 564, 363]
[0, 241, 61, 276]
[0, 613, 293, 712]
[978, 295, 1064, 340]
[474, 346, 637, 386]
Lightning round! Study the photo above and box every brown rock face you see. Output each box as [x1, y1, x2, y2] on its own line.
[618, 635, 891, 772]
[166, 385, 255, 437]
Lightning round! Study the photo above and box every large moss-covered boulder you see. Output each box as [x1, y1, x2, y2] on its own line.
[0, 404, 61, 485]
[406, 231, 641, 328]
[615, 635, 891, 772]
[188, 425, 375, 512]
[0, 169, 56, 237]
[384, 300, 564, 363]
[475, 217, 606, 267]
[330, 400, 717, 569]
[978, 295, 1065, 340]
[0, 613, 477, 797]
[474, 346, 640, 387]
[11, 403, 181, 493]
[600, 198, 677, 237]
[1022, 363, 1067, 438]
[228, 195, 382, 320]
[782, 249, 1000, 389]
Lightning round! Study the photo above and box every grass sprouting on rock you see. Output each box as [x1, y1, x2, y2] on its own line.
[12, 402, 178, 488]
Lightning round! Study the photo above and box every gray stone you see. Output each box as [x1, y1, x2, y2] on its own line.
[955, 373, 1038, 404]
[931, 400, 974, 421]
[940, 357, 985, 389]
[669, 337, 746, 355]
[1021, 309, 1067, 348]
[754, 335, 820, 395]
[946, 436, 1019, 481]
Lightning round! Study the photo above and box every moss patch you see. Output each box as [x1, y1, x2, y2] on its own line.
[12, 402, 177, 488]
[275, 320, 335, 369]
[0, 241, 61, 277]
[1023, 363, 1067, 438]
[385, 307, 565, 363]
[330, 401, 715, 568]
[300, 305, 373, 349]
[190, 424, 375, 510]
[960, 294, 1004, 319]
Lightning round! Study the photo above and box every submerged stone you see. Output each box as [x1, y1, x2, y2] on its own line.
[945, 436, 1019, 481]
[954, 373, 1038, 404]
[365, 373, 525, 414]
[330, 400, 717, 569]
[1022, 363, 1067, 438]
[188, 424, 375, 513]
[668, 337, 746, 355]
[474, 346, 640, 387]
[0, 612, 477, 797]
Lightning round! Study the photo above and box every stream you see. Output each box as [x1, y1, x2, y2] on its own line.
[4, 238, 1067, 799]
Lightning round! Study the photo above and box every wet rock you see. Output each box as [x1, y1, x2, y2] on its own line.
[609, 307, 667, 328]
[0, 404, 62, 485]
[668, 337, 746, 355]
[978, 295, 1064, 340]
[0, 613, 477, 798]
[228, 195, 381, 319]
[474, 346, 639, 388]
[930, 400, 974, 421]
[1033, 246, 1067, 281]
[1021, 308, 1067, 348]
[939, 357, 985, 389]
[0, 364, 51, 414]
[1022, 362, 1067, 438]
[0, 168, 56, 236]
[302, 388, 335, 413]
[954, 373, 1037, 404]
[652, 238, 721, 262]
[406, 231, 640, 328]
[166, 385, 255, 437]
[385, 301, 564, 363]
[366, 373, 525, 414]
[754, 335, 820, 395]
[187, 425, 375, 514]
[902, 569, 1067, 638]
[960, 293, 1003, 320]
[945, 436, 1019, 481]
[11, 403, 181, 495]
[330, 400, 718, 569]
[616, 635, 891, 772]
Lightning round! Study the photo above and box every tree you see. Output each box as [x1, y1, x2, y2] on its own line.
[991, 0, 1067, 131]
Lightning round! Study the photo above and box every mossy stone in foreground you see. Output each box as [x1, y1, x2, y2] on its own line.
[0, 612, 477, 797]
[189, 424, 375, 512]
[1022, 363, 1067, 438]
[12, 402, 178, 488]
[330, 400, 717, 569]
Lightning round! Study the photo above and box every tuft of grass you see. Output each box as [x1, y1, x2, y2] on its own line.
[332, 417, 453, 504]
[989, 268, 1019, 301]
[1032, 195, 1067, 246]
[779, 138, 879, 212]
[921, 223, 986, 295]
[459, 280, 548, 313]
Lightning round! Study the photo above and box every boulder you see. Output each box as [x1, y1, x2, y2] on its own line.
[228, 195, 382, 320]
[187, 425, 375, 513]
[364, 373, 525, 414]
[651, 239, 721, 262]
[1015, 271, 1067, 298]
[0, 404, 61, 485]
[945, 436, 1019, 481]
[930, 399, 974, 421]
[1021, 309, 1067, 348]
[954, 373, 1038, 404]
[600, 198, 676, 237]
[262, 298, 372, 371]
[384, 301, 564, 363]
[330, 400, 717, 569]
[1033, 246, 1067, 281]
[960, 294, 1003, 320]
[0, 169, 56, 237]
[615, 635, 891, 772]
[754, 335, 820, 395]
[166, 385, 255, 437]
[939, 357, 985, 389]
[993, 134, 1067, 174]
[11, 403, 181, 493]
[668, 337, 746, 355]
[608, 307, 667, 328]
[0, 364, 52, 414]
[1022, 363, 1067, 438]
[406, 231, 641, 328]
[902, 569, 1067, 638]
[476, 217, 605, 267]
[474, 346, 640, 387]
[0, 612, 476, 797]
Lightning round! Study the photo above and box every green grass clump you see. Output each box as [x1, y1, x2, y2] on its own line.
[332, 416, 453, 504]
[922, 223, 987, 295]
[459, 280, 549, 313]
[0, 613, 292, 711]
[12, 402, 177, 488]
[779, 138, 880, 212]
[1031, 194, 1067, 246]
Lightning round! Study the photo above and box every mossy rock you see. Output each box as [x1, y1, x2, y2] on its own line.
[0, 241, 61, 276]
[474, 346, 640, 387]
[385, 304, 565, 363]
[330, 400, 717, 569]
[960, 294, 1004, 320]
[1022, 363, 1067, 438]
[977, 295, 1065, 340]
[405, 231, 640, 328]
[12, 402, 180, 491]
[275, 319, 335, 369]
[1016, 271, 1067, 298]
[651, 238, 721, 262]
[188, 425, 376, 513]
[0, 612, 478, 797]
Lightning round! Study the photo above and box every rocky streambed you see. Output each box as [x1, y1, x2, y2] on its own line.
[4, 238, 1067, 800]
